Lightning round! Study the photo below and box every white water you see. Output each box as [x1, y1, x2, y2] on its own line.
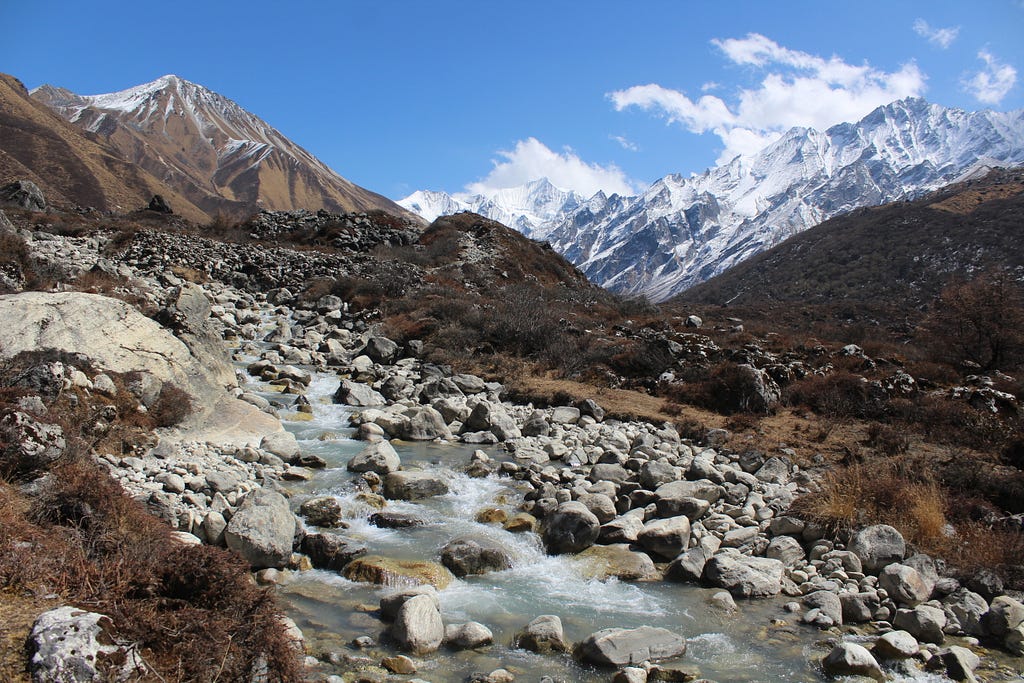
[234, 343, 957, 682]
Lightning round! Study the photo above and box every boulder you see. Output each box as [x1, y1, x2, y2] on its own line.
[941, 646, 980, 681]
[379, 586, 440, 621]
[878, 563, 931, 607]
[893, 604, 947, 644]
[821, 642, 883, 681]
[300, 533, 366, 571]
[982, 595, 1024, 637]
[0, 411, 65, 476]
[362, 336, 400, 364]
[223, 489, 295, 568]
[440, 538, 513, 577]
[840, 592, 881, 624]
[383, 471, 450, 500]
[576, 544, 659, 581]
[402, 406, 453, 441]
[703, 551, 784, 598]
[765, 535, 805, 567]
[943, 588, 988, 636]
[391, 594, 443, 655]
[445, 622, 493, 649]
[299, 496, 344, 528]
[576, 626, 686, 667]
[1, 180, 46, 211]
[577, 398, 605, 422]
[637, 515, 691, 560]
[847, 524, 905, 573]
[334, 379, 387, 407]
[872, 630, 919, 660]
[462, 400, 521, 441]
[30, 606, 142, 682]
[348, 441, 401, 474]
[260, 431, 301, 462]
[803, 590, 843, 627]
[654, 480, 722, 517]
[542, 501, 600, 554]
[147, 194, 173, 213]
[514, 615, 569, 654]
[343, 555, 454, 589]
[667, 548, 710, 583]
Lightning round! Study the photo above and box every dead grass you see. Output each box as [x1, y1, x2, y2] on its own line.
[0, 590, 47, 683]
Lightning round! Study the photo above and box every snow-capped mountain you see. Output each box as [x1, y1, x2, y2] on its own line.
[547, 98, 1024, 301]
[399, 177, 585, 238]
[32, 75, 415, 220]
[400, 98, 1024, 302]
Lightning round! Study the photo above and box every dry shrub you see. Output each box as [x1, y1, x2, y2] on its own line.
[148, 383, 193, 428]
[942, 522, 1024, 585]
[662, 362, 776, 415]
[783, 371, 883, 419]
[792, 463, 947, 550]
[1, 457, 301, 681]
[864, 423, 910, 455]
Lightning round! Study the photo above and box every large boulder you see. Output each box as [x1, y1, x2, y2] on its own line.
[334, 379, 387, 407]
[703, 551, 784, 598]
[391, 594, 443, 655]
[30, 606, 143, 682]
[440, 538, 513, 577]
[878, 563, 931, 607]
[224, 489, 296, 569]
[0, 411, 65, 476]
[300, 533, 366, 571]
[362, 336, 400, 364]
[893, 604, 947, 644]
[461, 400, 521, 441]
[576, 544, 658, 581]
[576, 626, 686, 667]
[0, 292, 277, 444]
[1, 180, 46, 211]
[542, 501, 600, 554]
[637, 515, 691, 560]
[513, 615, 569, 654]
[848, 524, 905, 573]
[343, 555, 454, 589]
[348, 441, 401, 474]
[822, 642, 883, 681]
[383, 471, 449, 500]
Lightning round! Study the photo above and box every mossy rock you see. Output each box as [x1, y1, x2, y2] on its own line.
[342, 555, 454, 589]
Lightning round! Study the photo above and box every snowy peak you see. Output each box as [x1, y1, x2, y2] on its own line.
[542, 98, 1024, 301]
[399, 177, 589, 238]
[33, 75, 415, 220]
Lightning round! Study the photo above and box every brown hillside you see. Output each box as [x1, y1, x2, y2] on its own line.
[0, 74, 208, 222]
[32, 75, 420, 222]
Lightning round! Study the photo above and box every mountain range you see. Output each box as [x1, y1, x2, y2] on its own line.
[401, 98, 1024, 301]
[1, 73, 413, 221]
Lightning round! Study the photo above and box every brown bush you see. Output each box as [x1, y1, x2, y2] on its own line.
[148, 383, 193, 428]
[864, 423, 910, 455]
[783, 372, 883, 419]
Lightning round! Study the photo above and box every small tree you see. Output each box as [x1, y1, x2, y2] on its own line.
[924, 269, 1024, 372]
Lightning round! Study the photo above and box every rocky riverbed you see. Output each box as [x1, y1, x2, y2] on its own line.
[3, 208, 1023, 682]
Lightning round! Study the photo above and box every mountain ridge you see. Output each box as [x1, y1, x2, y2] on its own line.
[31, 74, 417, 221]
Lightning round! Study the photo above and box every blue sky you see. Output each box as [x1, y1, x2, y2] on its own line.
[4, 1, 1023, 201]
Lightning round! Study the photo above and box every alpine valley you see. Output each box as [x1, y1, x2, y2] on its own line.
[401, 98, 1024, 301]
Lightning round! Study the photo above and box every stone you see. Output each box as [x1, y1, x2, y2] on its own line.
[637, 515, 691, 560]
[943, 589, 988, 636]
[451, 373, 487, 394]
[392, 594, 443, 655]
[261, 431, 301, 461]
[503, 513, 537, 533]
[840, 592, 881, 624]
[381, 654, 416, 674]
[576, 626, 686, 667]
[872, 630, 919, 659]
[983, 595, 1024, 637]
[343, 555, 454, 589]
[403, 406, 452, 441]
[299, 496, 344, 528]
[368, 511, 425, 529]
[383, 471, 450, 500]
[599, 513, 645, 544]
[514, 615, 569, 654]
[766, 536, 805, 567]
[847, 524, 905, 573]
[821, 642, 883, 681]
[445, 622, 493, 649]
[576, 544, 659, 581]
[0, 411, 65, 476]
[201, 510, 227, 546]
[639, 461, 679, 490]
[654, 480, 722, 515]
[379, 586, 440, 621]
[362, 336, 400, 364]
[613, 667, 648, 683]
[803, 590, 843, 627]
[1, 180, 46, 211]
[29, 606, 142, 682]
[301, 533, 366, 571]
[893, 604, 947, 644]
[348, 441, 401, 474]
[703, 551, 784, 598]
[940, 646, 980, 681]
[542, 501, 600, 554]
[578, 492, 617, 524]
[147, 194, 173, 213]
[440, 538, 513, 577]
[879, 563, 931, 607]
[223, 488, 295, 568]
[578, 398, 605, 422]
[666, 548, 709, 583]
[551, 406, 581, 424]
[462, 400, 521, 441]
[334, 380, 387, 407]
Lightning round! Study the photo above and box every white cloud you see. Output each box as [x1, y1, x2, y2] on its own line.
[465, 137, 639, 198]
[610, 135, 639, 151]
[962, 50, 1017, 105]
[610, 33, 927, 164]
[912, 19, 959, 49]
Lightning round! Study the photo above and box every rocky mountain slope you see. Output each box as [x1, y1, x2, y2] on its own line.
[32, 74, 416, 221]
[0, 74, 209, 221]
[401, 99, 1024, 301]
[675, 166, 1024, 309]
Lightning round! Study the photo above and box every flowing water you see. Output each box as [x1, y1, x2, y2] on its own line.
[240, 357, 953, 682]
